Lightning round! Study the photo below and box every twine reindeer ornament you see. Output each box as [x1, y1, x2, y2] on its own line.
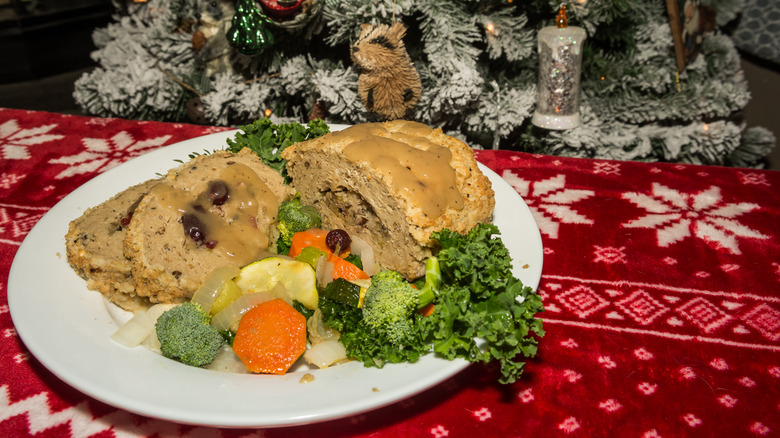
[350, 21, 422, 120]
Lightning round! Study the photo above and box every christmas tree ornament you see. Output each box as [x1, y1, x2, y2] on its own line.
[351, 22, 421, 120]
[259, 0, 304, 21]
[531, 5, 587, 130]
[264, 0, 324, 32]
[193, 0, 237, 76]
[226, 0, 274, 56]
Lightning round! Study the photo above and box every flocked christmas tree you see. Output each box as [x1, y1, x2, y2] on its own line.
[73, 0, 776, 167]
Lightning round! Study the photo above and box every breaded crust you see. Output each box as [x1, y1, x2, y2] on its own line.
[65, 179, 159, 312]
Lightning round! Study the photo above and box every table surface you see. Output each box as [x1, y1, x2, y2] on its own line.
[1, 108, 778, 437]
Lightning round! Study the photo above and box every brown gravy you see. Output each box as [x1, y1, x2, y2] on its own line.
[339, 123, 463, 218]
[151, 162, 279, 265]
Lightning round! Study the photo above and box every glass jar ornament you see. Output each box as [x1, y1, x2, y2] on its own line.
[531, 5, 587, 130]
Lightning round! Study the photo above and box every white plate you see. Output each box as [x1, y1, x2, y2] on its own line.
[8, 127, 543, 428]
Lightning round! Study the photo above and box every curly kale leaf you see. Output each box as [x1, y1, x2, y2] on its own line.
[424, 223, 545, 384]
[225, 118, 330, 184]
[320, 222, 545, 384]
[432, 223, 514, 301]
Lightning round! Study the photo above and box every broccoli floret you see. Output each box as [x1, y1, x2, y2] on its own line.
[155, 302, 224, 367]
[361, 268, 437, 344]
[276, 196, 321, 254]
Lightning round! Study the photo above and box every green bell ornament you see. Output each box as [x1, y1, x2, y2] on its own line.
[226, 0, 274, 55]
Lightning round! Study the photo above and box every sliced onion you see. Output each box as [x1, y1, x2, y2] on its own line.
[350, 235, 377, 276]
[316, 256, 335, 288]
[147, 303, 176, 320]
[190, 265, 241, 313]
[303, 340, 348, 369]
[211, 291, 276, 332]
[141, 329, 162, 353]
[139, 303, 176, 352]
[347, 278, 371, 289]
[204, 344, 250, 374]
[111, 309, 154, 347]
[307, 308, 340, 345]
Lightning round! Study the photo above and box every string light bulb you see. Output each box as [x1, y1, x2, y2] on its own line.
[485, 22, 496, 36]
[264, 108, 272, 117]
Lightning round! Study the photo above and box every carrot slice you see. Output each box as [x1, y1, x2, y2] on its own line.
[289, 228, 330, 258]
[418, 303, 435, 317]
[328, 253, 370, 281]
[290, 229, 369, 281]
[232, 298, 307, 374]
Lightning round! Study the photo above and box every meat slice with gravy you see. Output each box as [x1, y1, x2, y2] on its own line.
[123, 148, 294, 304]
[282, 120, 495, 279]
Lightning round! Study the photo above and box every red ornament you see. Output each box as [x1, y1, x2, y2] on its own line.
[258, 0, 304, 20]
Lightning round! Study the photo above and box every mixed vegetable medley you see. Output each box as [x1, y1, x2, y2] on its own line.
[111, 119, 545, 384]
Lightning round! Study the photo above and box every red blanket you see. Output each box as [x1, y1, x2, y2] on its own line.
[1, 108, 778, 437]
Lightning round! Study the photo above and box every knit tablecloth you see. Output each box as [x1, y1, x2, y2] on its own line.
[1, 108, 779, 437]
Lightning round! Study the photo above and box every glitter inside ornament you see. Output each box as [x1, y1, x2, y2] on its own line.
[226, 0, 274, 55]
[532, 6, 586, 130]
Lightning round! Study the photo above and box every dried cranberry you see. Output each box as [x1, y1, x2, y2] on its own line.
[208, 180, 229, 205]
[120, 212, 133, 227]
[181, 213, 207, 244]
[326, 229, 351, 253]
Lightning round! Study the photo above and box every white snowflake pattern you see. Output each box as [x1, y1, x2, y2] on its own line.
[593, 161, 621, 175]
[13, 352, 29, 364]
[598, 355, 617, 369]
[737, 171, 770, 187]
[593, 246, 626, 264]
[502, 171, 594, 239]
[738, 376, 756, 387]
[560, 338, 579, 348]
[0, 173, 23, 189]
[518, 388, 534, 403]
[472, 407, 492, 421]
[682, 413, 702, 427]
[750, 422, 771, 435]
[563, 369, 582, 383]
[0, 205, 47, 243]
[679, 367, 697, 380]
[430, 425, 449, 437]
[634, 348, 654, 360]
[710, 358, 729, 370]
[0, 119, 64, 160]
[718, 394, 737, 408]
[558, 417, 580, 433]
[637, 382, 657, 395]
[599, 399, 623, 412]
[49, 131, 171, 179]
[622, 183, 768, 254]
